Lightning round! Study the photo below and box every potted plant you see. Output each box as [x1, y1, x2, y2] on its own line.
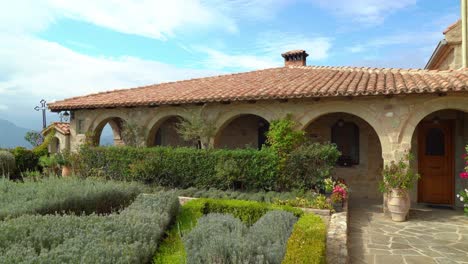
[379, 153, 419, 222]
[56, 152, 72, 177]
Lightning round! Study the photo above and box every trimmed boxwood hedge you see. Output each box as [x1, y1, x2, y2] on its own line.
[76, 146, 280, 190]
[282, 213, 327, 264]
[153, 198, 304, 263]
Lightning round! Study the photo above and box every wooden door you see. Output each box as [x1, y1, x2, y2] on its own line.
[418, 121, 454, 205]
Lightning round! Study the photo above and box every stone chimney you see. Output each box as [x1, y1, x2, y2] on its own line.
[281, 50, 309, 67]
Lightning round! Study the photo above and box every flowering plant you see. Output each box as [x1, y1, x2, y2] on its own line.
[458, 147, 468, 215]
[332, 182, 348, 201]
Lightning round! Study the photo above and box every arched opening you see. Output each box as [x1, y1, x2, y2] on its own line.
[147, 116, 196, 147]
[93, 117, 126, 146]
[304, 112, 383, 199]
[410, 109, 468, 206]
[49, 137, 60, 154]
[214, 114, 270, 149]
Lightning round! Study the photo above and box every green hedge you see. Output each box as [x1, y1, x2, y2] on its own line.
[77, 146, 280, 190]
[184, 211, 297, 264]
[153, 198, 304, 263]
[282, 213, 327, 264]
[0, 177, 144, 220]
[0, 193, 179, 264]
[10, 147, 39, 175]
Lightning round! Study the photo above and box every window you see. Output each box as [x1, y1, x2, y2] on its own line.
[77, 119, 85, 134]
[331, 121, 359, 166]
[425, 128, 445, 156]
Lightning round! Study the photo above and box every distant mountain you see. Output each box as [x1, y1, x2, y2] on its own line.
[0, 119, 32, 149]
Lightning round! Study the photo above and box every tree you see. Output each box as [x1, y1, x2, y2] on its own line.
[24, 131, 44, 148]
[176, 108, 217, 149]
[121, 122, 144, 147]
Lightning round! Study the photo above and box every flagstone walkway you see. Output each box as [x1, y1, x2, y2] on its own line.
[349, 199, 468, 264]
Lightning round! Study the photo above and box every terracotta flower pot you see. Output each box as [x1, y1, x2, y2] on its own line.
[387, 188, 410, 222]
[61, 166, 72, 177]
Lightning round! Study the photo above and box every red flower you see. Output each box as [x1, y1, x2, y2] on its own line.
[460, 172, 468, 179]
[333, 185, 347, 199]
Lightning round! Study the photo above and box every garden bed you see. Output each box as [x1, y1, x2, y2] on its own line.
[0, 177, 144, 220]
[154, 197, 327, 264]
[0, 192, 179, 263]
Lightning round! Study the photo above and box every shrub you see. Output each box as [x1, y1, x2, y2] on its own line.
[184, 211, 297, 264]
[154, 198, 304, 263]
[76, 146, 280, 190]
[284, 142, 340, 190]
[0, 177, 144, 220]
[0, 150, 15, 177]
[282, 213, 326, 264]
[184, 214, 249, 264]
[33, 130, 55, 157]
[0, 193, 179, 264]
[10, 147, 39, 174]
[248, 211, 298, 263]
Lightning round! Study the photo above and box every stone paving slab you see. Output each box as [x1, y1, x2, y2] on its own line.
[349, 199, 468, 264]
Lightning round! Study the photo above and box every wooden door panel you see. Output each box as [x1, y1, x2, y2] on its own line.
[418, 121, 454, 205]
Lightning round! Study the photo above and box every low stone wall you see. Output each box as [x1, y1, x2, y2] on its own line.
[326, 199, 349, 264]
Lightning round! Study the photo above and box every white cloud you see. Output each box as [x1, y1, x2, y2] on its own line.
[312, 0, 417, 24]
[0, 34, 219, 108]
[194, 32, 332, 70]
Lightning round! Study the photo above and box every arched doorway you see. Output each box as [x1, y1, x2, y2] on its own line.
[214, 114, 270, 149]
[147, 116, 196, 147]
[410, 109, 468, 206]
[303, 112, 383, 199]
[93, 117, 126, 146]
[49, 137, 60, 153]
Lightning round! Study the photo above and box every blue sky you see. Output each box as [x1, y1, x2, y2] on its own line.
[0, 0, 460, 130]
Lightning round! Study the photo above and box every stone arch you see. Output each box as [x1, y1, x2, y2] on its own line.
[145, 110, 193, 147]
[214, 112, 271, 149]
[303, 111, 384, 199]
[91, 116, 127, 146]
[298, 102, 391, 156]
[399, 96, 468, 145]
[146, 115, 196, 147]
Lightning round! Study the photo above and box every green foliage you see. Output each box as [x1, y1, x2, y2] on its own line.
[77, 146, 280, 190]
[55, 151, 71, 166]
[0, 150, 15, 177]
[284, 142, 340, 190]
[176, 108, 217, 149]
[155, 186, 321, 205]
[33, 130, 55, 156]
[0, 193, 179, 264]
[121, 122, 145, 147]
[24, 130, 43, 147]
[201, 198, 303, 225]
[39, 154, 59, 175]
[282, 213, 326, 264]
[273, 195, 333, 210]
[0, 177, 144, 220]
[266, 114, 305, 156]
[154, 198, 304, 263]
[379, 153, 420, 193]
[10, 147, 39, 174]
[184, 211, 297, 264]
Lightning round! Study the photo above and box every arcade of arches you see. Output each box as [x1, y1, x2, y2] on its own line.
[56, 94, 468, 207]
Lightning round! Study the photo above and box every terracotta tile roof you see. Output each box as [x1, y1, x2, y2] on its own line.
[443, 19, 460, 34]
[48, 66, 468, 111]
[42, 122, 70, 135]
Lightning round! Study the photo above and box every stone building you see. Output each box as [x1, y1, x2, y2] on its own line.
[45, 13, 468, 207]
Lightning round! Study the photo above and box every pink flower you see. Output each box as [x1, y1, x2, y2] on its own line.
[463, 153, 468, 159]
[460, 172, 468, 179]
[333, 185, 347, 199]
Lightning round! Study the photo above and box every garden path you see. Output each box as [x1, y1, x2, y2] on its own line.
[349, 199, 468, 264]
